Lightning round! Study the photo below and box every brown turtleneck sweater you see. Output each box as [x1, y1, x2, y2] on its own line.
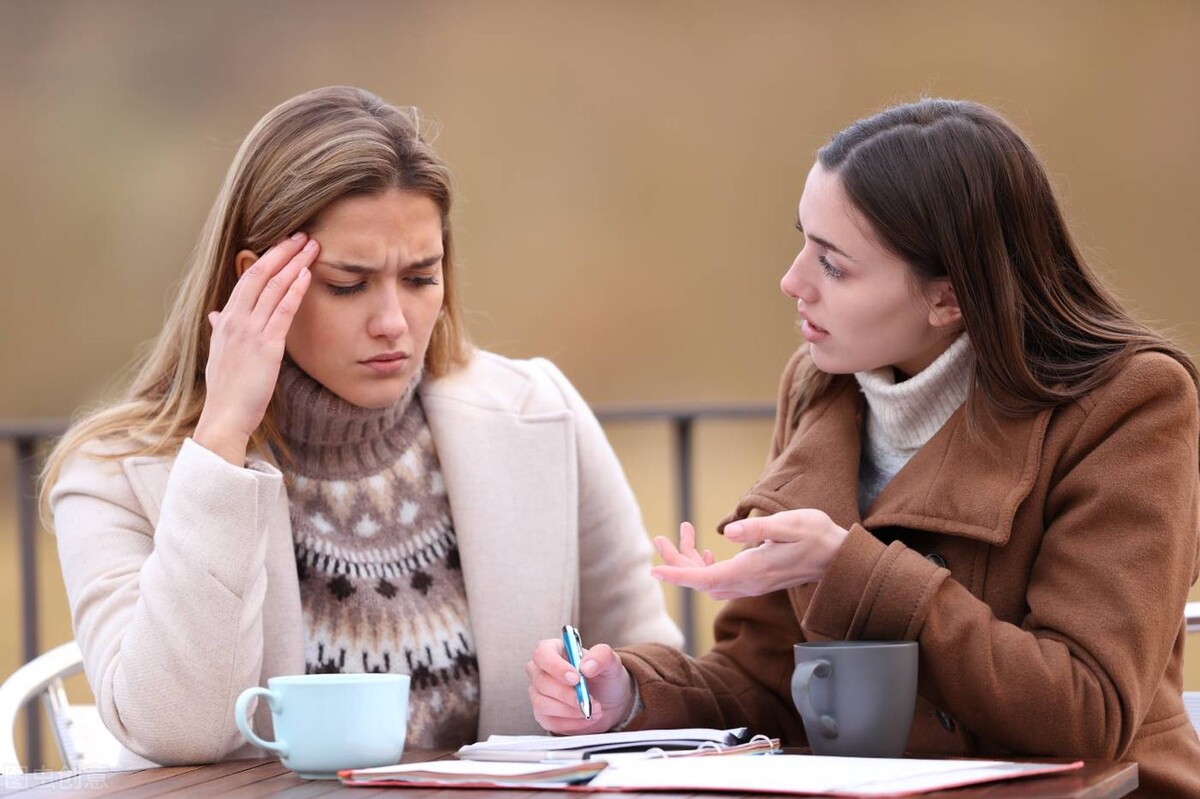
[276, 360, 480, 748]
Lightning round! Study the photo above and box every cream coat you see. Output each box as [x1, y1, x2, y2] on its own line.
[51, 351, 682, 766]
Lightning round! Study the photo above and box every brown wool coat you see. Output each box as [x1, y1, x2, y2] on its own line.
[622, 349, 1200, 797]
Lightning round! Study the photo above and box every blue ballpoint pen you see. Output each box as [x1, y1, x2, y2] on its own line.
[561, 624, 592, 720]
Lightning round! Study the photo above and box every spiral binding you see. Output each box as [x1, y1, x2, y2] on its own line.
[637, 735, 780, 760]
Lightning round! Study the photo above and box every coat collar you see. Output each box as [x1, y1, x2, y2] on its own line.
[727, 375, 1052, 546]
[418, 353, 575, 626]
[419, 353, 577, 735]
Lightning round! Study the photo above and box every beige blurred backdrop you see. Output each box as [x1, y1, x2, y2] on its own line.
[2, 0, 1199, 760]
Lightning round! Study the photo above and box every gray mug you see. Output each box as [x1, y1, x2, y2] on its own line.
[791, 641, 917, 758]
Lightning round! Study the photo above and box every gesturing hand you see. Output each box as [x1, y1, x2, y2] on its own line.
[526, 638, 634, 735]
[651, 509, 850, 600]
[194, 233, 319, 465]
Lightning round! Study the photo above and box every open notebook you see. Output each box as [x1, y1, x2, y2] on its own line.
[339, 754, 1084, 795]
[456, 727, 757, 762]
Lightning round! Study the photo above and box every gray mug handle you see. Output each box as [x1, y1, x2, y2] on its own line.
[792, 659, 839, 739]
[234, 686, 287, 756]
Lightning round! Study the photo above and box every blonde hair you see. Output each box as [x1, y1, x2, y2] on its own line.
[41, 86, 471, 505]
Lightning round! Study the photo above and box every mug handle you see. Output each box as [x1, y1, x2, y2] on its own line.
[792, 659, 839, 739]
[234, 687, 287, 755]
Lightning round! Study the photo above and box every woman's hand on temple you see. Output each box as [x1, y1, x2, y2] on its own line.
[526, 638, 634, 735]
[651, 509, 850, 599]
[194, 233, 318, 465]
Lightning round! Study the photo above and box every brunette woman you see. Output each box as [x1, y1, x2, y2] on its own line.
[528, 98, 1200, 797]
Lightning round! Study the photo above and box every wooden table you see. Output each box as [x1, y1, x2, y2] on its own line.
[0, 749, 1137, 798]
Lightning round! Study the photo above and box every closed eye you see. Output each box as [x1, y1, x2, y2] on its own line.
[819, 255, 845, 280]
[328, 282, 367, 296]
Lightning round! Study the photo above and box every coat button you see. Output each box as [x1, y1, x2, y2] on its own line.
[937, 710, 957, 732]
[926, 553, 948, 568]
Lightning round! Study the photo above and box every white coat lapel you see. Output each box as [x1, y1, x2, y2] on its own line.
[121, 456, 171, 528]
[421, 357, 577, 735]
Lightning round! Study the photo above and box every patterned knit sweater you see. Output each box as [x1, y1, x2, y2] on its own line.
[276, 360, 480, 747]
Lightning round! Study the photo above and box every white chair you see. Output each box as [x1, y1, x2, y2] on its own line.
[0, 641, 121, 775]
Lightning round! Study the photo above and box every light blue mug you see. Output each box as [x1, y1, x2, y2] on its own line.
[234, 673, 410, 779]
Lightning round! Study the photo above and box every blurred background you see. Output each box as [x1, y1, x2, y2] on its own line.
[2, 0, 1198, 766]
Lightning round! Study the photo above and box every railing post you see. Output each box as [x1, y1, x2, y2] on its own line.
[15, 436, 42, 770]
[673, 416, 696, 656]
[594, 405, 774, 657]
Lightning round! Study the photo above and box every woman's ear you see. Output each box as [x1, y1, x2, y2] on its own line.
[234, 249, 258, 278]
[926, 280, 962, 329]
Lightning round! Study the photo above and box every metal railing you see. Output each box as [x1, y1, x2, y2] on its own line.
[1, 419, 68, 771]
[1, 405, 774, 768]
[589, 405, 775, 652]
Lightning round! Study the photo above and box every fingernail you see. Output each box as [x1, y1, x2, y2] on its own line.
[302, 239, 317, 252]
[291, 231, 306, 241]
[725, 523, 742, 537]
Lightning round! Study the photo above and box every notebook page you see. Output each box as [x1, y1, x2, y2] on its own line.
[588, 753, 1083, 796]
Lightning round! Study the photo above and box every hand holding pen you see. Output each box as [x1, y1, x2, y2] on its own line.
[525, 627, 635, 735]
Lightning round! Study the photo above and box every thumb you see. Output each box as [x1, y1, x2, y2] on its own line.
[723, 516, 771, 545]
[580, 643, 624, 679]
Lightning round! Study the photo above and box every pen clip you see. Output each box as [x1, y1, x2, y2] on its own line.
[566, 625, 583, 653]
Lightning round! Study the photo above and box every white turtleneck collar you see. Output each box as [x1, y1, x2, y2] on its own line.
[854, 333, 974, 514]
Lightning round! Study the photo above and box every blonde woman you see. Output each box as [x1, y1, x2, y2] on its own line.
[42, 86, 681, 767]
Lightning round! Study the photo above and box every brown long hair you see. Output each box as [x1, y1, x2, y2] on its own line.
[41, 86, 472, 504]
[794, 98, 1197, 415]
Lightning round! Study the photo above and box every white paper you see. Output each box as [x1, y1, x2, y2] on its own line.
[588, 753, 1081, 797]
[345, 760, 598, 787]
[354, 761, 558, 777]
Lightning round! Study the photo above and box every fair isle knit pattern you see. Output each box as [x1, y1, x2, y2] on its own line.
[277, 360, 480, 748]
[854, 334, 974, 514]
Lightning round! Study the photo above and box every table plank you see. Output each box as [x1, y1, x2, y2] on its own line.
[126, 760, 288, 797]
[76, 761, 272, 799]
[0, 771, 86, 796]
[1, 765, 201, 798]
[0, 752, 1138, 798]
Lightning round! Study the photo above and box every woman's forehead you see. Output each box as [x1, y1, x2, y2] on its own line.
[798, 164, 882, 256]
